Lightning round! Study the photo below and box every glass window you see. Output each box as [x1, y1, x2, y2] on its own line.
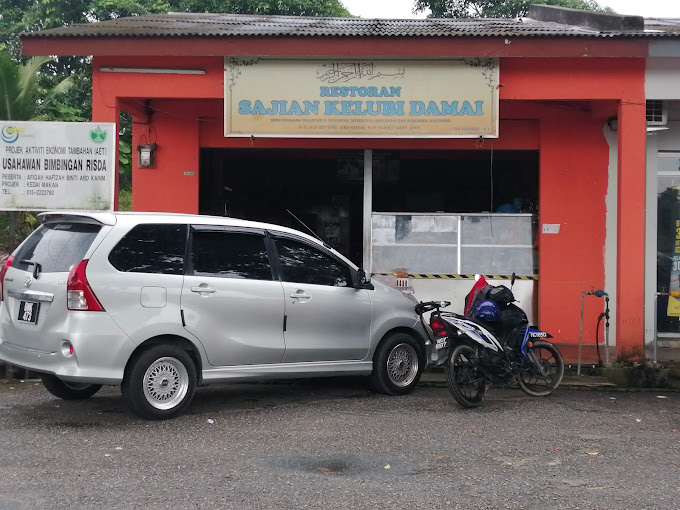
[109, 224, 187, 275]
[371, 213, 537, 275]
[276, 238, 351, 287]
[657, 167, 680, 333]
[658, 157, 680, 173]
[191, 231, 272, 280]
[13, 222, 101, 273]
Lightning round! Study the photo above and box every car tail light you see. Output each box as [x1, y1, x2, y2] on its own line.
[429, 316, 447, 337]
[67, 260, 104, 311]
[0, 255, 14, 302]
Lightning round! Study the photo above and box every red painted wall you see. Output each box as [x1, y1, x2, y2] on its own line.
[129, 100, 200, 213]
[538, 112, 610, 347]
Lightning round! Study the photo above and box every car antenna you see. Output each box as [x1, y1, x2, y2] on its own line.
[286, 209, 332, 249]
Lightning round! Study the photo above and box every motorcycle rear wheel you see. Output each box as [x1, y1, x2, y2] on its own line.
[446, 344, 487, 408]
[518, 340, 564, 397]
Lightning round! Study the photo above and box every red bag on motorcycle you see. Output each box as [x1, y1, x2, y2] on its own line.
[464, 275, 489, 316]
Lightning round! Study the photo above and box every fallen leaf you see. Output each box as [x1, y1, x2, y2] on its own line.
[471, 429, 482, 434]
[585, 450, 599, 456]
[384, 464, 391, 470]
[317, 467, 334, 474]
[550, 447, 562, 452]
[207, 419, 215, 424]
[636, 419, 642, 423]
[433, 456, 445, 461]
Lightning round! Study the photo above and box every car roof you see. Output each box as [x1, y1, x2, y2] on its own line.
[37, 210, 358, 269]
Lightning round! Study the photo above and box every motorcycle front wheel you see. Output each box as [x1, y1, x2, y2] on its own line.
[518, 340, 565, 397]
[445, 344, 487, 408]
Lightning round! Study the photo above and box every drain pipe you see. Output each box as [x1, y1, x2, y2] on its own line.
[577, 290, 609, 376]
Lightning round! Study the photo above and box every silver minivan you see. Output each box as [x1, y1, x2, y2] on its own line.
[0, 212, 430, 419]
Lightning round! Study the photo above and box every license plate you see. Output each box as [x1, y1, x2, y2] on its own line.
[18, 301, 40, 325]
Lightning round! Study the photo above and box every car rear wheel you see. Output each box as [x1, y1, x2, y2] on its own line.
[369, 332, 422, 395]
[40, 374, 102, 400]
[122, 344, 197, 420]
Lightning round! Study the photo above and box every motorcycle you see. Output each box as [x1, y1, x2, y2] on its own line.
[416, 274, 564, 408]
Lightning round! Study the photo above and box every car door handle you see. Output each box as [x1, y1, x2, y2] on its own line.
[191, 286, 216, 294]
[290, 292, 311, 299]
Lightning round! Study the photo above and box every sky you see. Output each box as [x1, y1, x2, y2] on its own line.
[340, 0, 680, 19]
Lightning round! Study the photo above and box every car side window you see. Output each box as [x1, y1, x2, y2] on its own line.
[275, 237, 351, 287]
[108, 224, 187, 275]
[191, 230, 273, 280]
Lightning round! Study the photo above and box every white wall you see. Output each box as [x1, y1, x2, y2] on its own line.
[405, 278, 538, 325]
[604, 125, 618, 346]
[646, 58, 680, 100]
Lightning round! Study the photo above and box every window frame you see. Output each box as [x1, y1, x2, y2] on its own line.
[268, 231, 358, 288]
[187, 225, 277, 281]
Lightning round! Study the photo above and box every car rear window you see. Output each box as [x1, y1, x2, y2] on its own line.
[108, 224, 187, 275]
[13, 222, 101, 274]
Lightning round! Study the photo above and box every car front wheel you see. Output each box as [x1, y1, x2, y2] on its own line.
[369, 332, 423, 395]
[122, 345, 197, 420]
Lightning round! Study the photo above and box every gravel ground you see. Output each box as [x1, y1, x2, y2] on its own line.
[0, 378, 678, 510]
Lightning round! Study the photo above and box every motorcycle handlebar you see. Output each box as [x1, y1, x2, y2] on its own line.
[415, 301, 451, 315]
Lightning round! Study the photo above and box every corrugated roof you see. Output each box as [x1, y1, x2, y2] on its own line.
[19, 12, 680, 39]
[645, 18, 680, 34]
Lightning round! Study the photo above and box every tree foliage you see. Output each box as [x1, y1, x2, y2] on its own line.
[0, 0, 352, 122]
[414, 0, 614, 18]
[170, 0, 351, 16]
[0, 52, 73, 121]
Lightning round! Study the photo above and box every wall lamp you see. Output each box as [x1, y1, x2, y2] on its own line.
[99, 67, 206, 75]
[137, 144, 157, 169]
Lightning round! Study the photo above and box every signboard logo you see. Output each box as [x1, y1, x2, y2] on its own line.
[1, 126, 21, 143]
[89, 127, 107, 143]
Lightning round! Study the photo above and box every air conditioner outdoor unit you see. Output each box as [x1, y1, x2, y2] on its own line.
[646, 100, 668, 126]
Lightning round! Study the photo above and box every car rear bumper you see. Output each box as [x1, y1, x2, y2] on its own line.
[0, 312, 135, 385]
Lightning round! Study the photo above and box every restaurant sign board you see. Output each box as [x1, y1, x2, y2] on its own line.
[224, 58, 499, 138]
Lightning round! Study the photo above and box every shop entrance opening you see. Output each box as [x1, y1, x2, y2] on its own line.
[199, 149, 539, 270]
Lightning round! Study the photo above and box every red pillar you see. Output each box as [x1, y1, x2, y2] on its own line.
[91, 67, 120, 211]
[616, 100, 647, 360]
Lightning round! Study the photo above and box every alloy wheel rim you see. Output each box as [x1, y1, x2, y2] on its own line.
[143, 357, 189, 410]
[387, 343, 419, 387]
[521, 347, 557, 389]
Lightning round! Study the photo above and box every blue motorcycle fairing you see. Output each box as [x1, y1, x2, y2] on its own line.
[521, 327, 554, 355]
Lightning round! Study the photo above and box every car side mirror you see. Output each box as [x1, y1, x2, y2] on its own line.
[357, 268, 372, 288]
[511, 272, 516, 288]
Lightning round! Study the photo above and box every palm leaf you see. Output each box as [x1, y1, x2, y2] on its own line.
[0, 53, 23, 120]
